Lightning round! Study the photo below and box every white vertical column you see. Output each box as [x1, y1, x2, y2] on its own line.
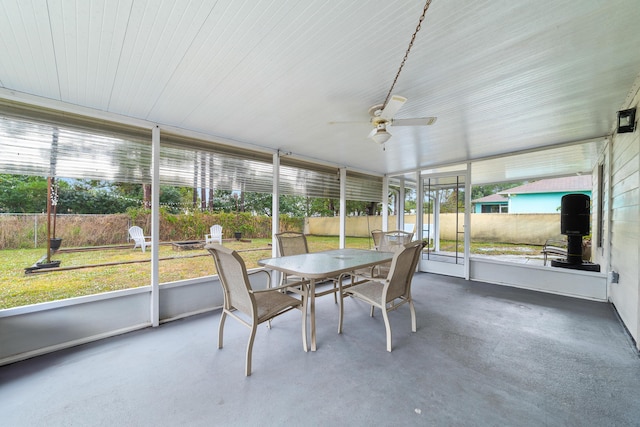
[434, 189, 440, 252]
[151, 125, 160, 327]
[464, 163, 471, 280]
[606, 137, 613, 276]
[272, 152, 280, 257]
[382, 176, 389, 231]
[416, 171, 423, 241]
[339, 168, 346, 248]
[398, 177, 405, 231]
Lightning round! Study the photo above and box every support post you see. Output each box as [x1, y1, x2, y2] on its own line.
[151, 125, 160, 327]
[339, 168, 346, 248]
[382, 176, 389, 231]
[272, 152, 280, 258]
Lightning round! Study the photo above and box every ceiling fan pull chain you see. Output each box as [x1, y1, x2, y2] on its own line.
[382, 0, 433, 109]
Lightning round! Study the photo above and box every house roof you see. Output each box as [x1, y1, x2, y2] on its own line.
[472, 194, 508, 204]
[1, 1, 638, 185]
[498, 175, 592, 195]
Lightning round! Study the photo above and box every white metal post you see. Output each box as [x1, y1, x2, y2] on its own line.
[272, 152, 280, 257]
[382, 176, 389, 231]
[416, 171, 423, 241]
[151, 125, 160, 327]
[464, 163, 471, 280]
[398, 177, 405, 231]
[339, 168, 346, 248]
[434, 188, 440, 252]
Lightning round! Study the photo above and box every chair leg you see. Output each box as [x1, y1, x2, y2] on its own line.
[301, 291, 308, 352]
[370, 306, 375, 317]
[338, 290, 345, 334]
[409, 299, 417, 333]
[382, 309, 392, 352]
[218, 311, 227, 349]
[245, 323, 258, 376]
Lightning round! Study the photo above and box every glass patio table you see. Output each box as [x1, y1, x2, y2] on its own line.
[258, 248, 394, 351]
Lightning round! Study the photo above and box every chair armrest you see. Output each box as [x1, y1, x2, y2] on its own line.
[542, 239, 567, 254]
[246, 269, 272, 289]
[252, 280, 309, 295]
[242, 270, 273, 293]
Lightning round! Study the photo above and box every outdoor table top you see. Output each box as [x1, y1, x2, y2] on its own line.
[258, 248, 394, 279]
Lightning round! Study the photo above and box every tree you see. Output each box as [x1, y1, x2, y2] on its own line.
[0, 174, 48, 213]
[0, 175, 384, 217]
[440, 189, 464, 213]
[0, 176, 189, 214]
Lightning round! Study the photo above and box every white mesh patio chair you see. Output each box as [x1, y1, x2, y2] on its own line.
[206, 243, 307, 376]
[338, 239, 426, 352]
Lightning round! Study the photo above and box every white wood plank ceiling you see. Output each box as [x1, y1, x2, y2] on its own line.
[1, 0, 639, 183]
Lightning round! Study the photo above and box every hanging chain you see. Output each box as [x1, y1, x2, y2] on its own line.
[382, 0, 433, 109]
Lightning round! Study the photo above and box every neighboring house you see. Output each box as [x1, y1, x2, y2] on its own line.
[497, 175, 592, 214]
[472, 193, 509, 213]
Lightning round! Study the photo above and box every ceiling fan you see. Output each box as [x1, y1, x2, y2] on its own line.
[333, 2, 436, 148]
[330, 95, 436, 146]
[367, 95, 436, 145]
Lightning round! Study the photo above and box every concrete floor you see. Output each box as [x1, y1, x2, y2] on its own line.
[1, 273, 639, 426]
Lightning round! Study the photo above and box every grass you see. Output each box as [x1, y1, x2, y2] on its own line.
[0, 236, 541, 310]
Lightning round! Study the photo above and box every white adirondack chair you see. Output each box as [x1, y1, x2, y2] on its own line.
[128, 226, 152, 252]
[205, 224, 223, 244]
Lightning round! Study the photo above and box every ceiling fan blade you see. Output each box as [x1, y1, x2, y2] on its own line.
[390, 117, 437, 126]
[380, 95, 407, 120]
[328, 120, 369, 125]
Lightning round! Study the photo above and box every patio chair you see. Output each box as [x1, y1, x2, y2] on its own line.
[542, 238, 568, 265]
[206, 243, 307, 376]
[354, 230, 413, 279]
[338, 239, 427, 352]
[205, 224, 223, 244]
[371, 229, 384, 250]
[350, 229, 385, 279]
[128, 226, 152, 252]
[275, 231, 339, 302]
[378, 230, 414, 252]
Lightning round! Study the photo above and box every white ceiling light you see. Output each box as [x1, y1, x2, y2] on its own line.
[370, 127, 392, 145]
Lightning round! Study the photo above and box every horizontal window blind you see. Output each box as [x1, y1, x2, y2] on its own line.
[0, 101, 382, 200]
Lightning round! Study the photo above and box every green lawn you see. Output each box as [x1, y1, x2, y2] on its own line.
[0, 236, 540, 310]
[0, 236, 370, 309]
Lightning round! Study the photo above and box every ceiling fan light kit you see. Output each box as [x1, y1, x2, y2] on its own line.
[371, 128, 392, 145]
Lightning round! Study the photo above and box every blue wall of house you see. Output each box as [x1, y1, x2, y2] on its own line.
[508, 191, 591, 213]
